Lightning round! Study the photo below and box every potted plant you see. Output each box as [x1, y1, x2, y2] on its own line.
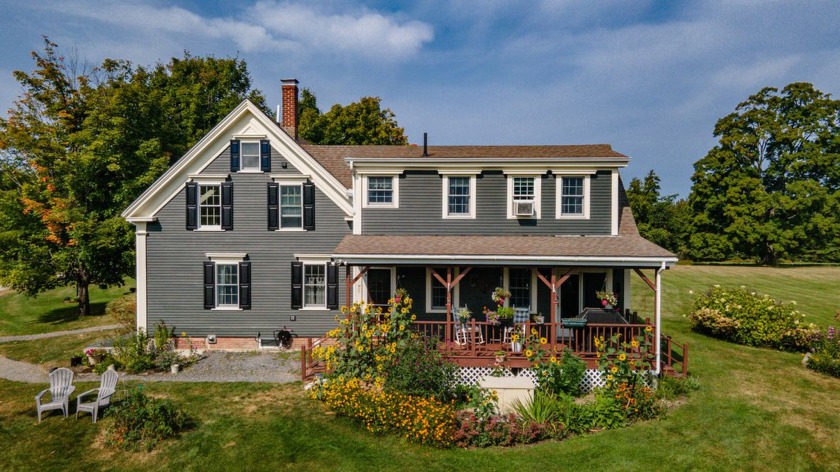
[393, 288, 408, 304]
[494, 351, 506, 363]
[85, 348, 104, 366]
[484, 309, 500, 326]
[596, 290, 618, 309]
[497, 306, 515, 327]
[456, 306, 472, 325]
[510, 326, 524, 353]
[492, 287, 511, 305]
[532, 313, 545, 324]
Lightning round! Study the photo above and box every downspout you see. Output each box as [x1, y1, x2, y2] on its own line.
[654, 261, 665, 375]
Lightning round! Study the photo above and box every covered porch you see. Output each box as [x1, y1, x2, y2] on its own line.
[330, 233, 683, 376]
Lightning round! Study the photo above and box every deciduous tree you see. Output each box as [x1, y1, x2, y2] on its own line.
[626, 170, 692, 256]
[298, 90, 407, 145]
[688, 83, 840, 264]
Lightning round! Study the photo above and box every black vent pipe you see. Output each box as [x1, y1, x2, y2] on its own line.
[422, 132, 428, 157]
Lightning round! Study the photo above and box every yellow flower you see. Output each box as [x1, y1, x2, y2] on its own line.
[611, 366, 618, 373]
[618, 353, 627, 361]
[411, 314, 416, 321]
[645, 325, 653, 333]
[549, 356, 557, 363]
[399, 325, 405, 331]
[525, 349, 534, 357]
[607, 374, 613, 381]
[531, 328, 538, 335]
[539, 337, 547, 345]
[631, 340, 639, 348]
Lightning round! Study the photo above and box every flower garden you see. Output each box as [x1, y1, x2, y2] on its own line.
[309, 291, 697, 448]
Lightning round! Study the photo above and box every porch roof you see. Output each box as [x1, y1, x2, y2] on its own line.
[333, 233, 677, 268]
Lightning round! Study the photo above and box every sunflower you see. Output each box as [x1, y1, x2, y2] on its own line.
[618, 353, 627, 361]
[610, 365, 618, 373]
[525, 349, 534, 357]
[631, 339, 639, 348]
[645, 325, 653, 333]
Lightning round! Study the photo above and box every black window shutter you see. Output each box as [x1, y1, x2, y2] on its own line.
[303, 181, 315, 231]
[230, 140, 240, 172]
[291, 261, 303, 309]
[203, 261, 215, 309]
[327, 263, 338, 310]
[267, 182, 279, 230]
[239, 261, 251, 310]
[186, 182, 198, 230]
[221, 181, 233, 230]
[260, 140, 271, 172]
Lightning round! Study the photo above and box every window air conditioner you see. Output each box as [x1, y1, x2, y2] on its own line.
[514, 200, 535, 216]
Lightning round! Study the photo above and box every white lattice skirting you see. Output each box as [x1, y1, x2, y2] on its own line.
[457, 367, 606, 393]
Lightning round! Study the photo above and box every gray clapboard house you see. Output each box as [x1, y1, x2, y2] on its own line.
[123, 80, 679, 371]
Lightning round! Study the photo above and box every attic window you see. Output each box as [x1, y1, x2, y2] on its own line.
[241, 142, 260, 170]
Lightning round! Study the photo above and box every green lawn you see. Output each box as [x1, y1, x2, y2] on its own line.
[0, 330, 121, 367]
[0, 267, 838, 471]
[0, 280, 135, 336]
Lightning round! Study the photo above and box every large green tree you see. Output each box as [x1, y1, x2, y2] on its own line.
[688, 82, 840, 265]
[626, 170, 692, 256]
[298, 88, 407, 145]
[0, 38, 266, 315]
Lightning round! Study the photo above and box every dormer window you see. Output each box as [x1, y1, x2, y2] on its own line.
[556, 174, 591, 219]
[441, 175, 476, 218]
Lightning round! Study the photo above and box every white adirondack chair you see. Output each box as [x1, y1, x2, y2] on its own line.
[35, 367, 75, 423]
[76, 369, 119, 423]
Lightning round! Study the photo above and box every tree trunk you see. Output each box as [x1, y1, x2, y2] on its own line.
[77, 269, 91, 317]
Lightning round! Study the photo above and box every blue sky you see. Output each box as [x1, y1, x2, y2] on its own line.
[2, 1, 839, 196]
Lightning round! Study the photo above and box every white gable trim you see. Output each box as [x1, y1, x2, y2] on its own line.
[121, 100, 352, 221]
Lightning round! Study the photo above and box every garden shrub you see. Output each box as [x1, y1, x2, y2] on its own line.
[452, 411, 546, 448]
[688, 285, 819, 351]
[381, 335, 457, 402]
[311, 376, 456, 448]
[104, 386, 188, 451]
[656, 375, 701, 400]
[806, 326, 840, 378]
[112, 329, 156, 373]
[106, 294, 136, 333]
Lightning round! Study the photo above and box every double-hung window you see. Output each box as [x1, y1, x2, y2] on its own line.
[203, 253, 250, 310]
[240, 142, 260, 171]
[304, 264, 326, 308]
[508, 268, 531, 310]
[556, 175, 590, 219]
[280, 185, 302, 228]
[199, 184, 221, 228]
[506, 174, 541, 218]
[442, 175, 476, 218]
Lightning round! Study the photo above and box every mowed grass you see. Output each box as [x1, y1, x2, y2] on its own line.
[0, 267, 838, 471]
[0, 330, 121, 367]
[0, 280, 135, 336]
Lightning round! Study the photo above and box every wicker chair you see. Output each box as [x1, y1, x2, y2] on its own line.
[35, 368, 75, 423]
[76, 369, 118, 423]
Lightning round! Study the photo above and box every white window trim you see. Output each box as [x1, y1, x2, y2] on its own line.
[425, 267, 460, 313]
[556, 175, 591, 219]
[362, 175, 399, 209]
[506, 174, 542, 219]
[278, 184, 304, 231]
[502, 268, 537, 312]
[441, 175, 476, 219]
[206, 253, 247, 311]
[271, 175, 311, 232]
[298, 256, 331, 311]
[239, 140, 262, 172]
[197, 182, 223, 231]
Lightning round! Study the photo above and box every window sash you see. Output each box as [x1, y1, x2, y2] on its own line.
[448, 177, 470, 215]
[513, 177, 534, 200]
[367, 177, 393, 203]
[241, 142, 260, 170]
[280, 185, 302, 228]
[216, 263, 238, 306]
[304, 264, 326, 307]
[199, 184, 221, 227]
[561, 177, 584, 215]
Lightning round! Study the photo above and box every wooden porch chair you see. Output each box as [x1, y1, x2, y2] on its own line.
[76, 369, 118, 423]
[35, 368, 75, 423]
[455, 306, 484, 346]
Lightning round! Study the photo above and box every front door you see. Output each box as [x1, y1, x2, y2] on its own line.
[559, 274, 580, 319]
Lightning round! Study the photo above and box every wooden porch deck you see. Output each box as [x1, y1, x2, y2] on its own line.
[302, 320, 688, 380]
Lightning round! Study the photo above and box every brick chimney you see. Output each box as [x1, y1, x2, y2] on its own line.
[281, 78, 299, 140]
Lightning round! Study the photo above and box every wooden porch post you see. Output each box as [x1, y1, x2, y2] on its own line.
[654, 263, 664, 375]
[446, 267, 452, 344]
[534, 268, 573, 352]
[344, 266, 370, 310]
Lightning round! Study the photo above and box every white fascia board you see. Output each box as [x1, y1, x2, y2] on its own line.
[346, 157, 630, 170]
[122, 100, 353, 220]
[333, 254, 679, 267]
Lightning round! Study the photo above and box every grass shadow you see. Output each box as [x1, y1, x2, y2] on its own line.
[38, 302, 108, 325]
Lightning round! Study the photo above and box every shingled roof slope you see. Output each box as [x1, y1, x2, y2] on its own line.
[302, 144, 628, 188]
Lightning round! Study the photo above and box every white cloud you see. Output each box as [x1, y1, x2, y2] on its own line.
[247, 1, 433, 59]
